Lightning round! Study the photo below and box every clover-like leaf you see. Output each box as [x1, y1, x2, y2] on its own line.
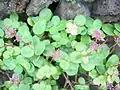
[74, 15, 86, 26]
[78, 77, 85, 85]
[0, 29, 4, 37]
[51, 16, 60, 26]
[85, 17, 94, 28]
[0, 39, 4, 47]
[93, 19, 102, 29]
[4, 18, 12, 26]
[93, 75, 106, 85]
[39, 8, 53, 22]
[59, 60, 70, 70]
[32, 36, 45, 55]
[18, 24, 30, 36]
[33, 20, 46, 35]
[21, 45, 34, 58]
[81, 62, 95, 71]
[19, 84, 30, 90]
[70, 51, 82, 63]
[114, 24, 120, 32]
[106, 54, 119, 67]
[102, 24, 114, 36]
[10, 12, 19, 21]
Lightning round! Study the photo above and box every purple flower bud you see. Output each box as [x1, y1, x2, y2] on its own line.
[15, 35, 22, 42]
[92, 30, 105, 41]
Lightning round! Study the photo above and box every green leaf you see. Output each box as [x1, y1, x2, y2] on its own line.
[12, 21, 20, 28]
[78, 26, 87, 35]
[96, 65, 106, 75]
[39, 8, 53, 21]
[13, 47, 21, 56]
[106, 54, 119, 67]
[19, 84, 30, 90]
[18, 24, 30, 36]
[74, 85, 89, 90]
[21, 45, 34, 58]
[89, 70, 98, 79]
[114, 29, 120, 36]
[9, 85, 18, 90]
[93, 19, 102, 29]
[57, 20, 66, 31]
[85, 17, 94, 28]
[0, 29, 4, 37]
[0, 39, 4, 47]
[66, 63, 79, 76]
[43, 45, 55, 56]
[33, 20, 46, 35]
[74, 15, 86, 26]
[81, 35, 91, 44]
[10, 12, 19, 21]
[48, 26, 59, 34]
[52, 33, 61, 41]
[114, 24, 120, 32]
[45, 85, 52, 90]
[27, 17, 34, 26]
[78, 77, 85, 85]
[60, 60, 70, 70]
[75, 42, 87, 52]
[51, 16, 60, 26]
[14, 65, 23, 74]
[93, 75, 106, 85]
[4, 18, 12, 26]
[70, 51, 82, 63]
[81, 63, 95, 71]
[23, 77, 32, 85]
[102, 24, 114, 36]
[32, 84, 41, 90]
[32, 36, 45, 55]
[30, 56, 45, 68]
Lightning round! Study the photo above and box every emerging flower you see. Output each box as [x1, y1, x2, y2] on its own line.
[66, 22, 78, 36]
[92, 30, 105, 41]
[15, 35, 22, 42]
[9, 73, 20, 85]
[4, 26, 16, 38]
[51, 49, 62, 60]
[114, 36, 120, 47]
[90, 42, 104, 52]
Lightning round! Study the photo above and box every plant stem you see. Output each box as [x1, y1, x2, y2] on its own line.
[63, 73, 73, 89]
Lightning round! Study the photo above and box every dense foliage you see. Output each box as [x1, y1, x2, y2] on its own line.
[0, 8, 120, 90]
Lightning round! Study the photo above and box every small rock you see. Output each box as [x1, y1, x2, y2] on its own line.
[92, 0, 120, 15]
[26, 0, 58, 16]
[55, 0, 90, 20]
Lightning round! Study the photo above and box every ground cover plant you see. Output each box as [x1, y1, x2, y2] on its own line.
[0, 8, 120, 90]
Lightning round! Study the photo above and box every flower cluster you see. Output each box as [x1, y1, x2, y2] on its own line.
[90, 42, 104, 52]
[92, 30, 105, 41]
[4, 26, 16, 38]
[66, 22, 78, 36]
[51, 49, 62, 60]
